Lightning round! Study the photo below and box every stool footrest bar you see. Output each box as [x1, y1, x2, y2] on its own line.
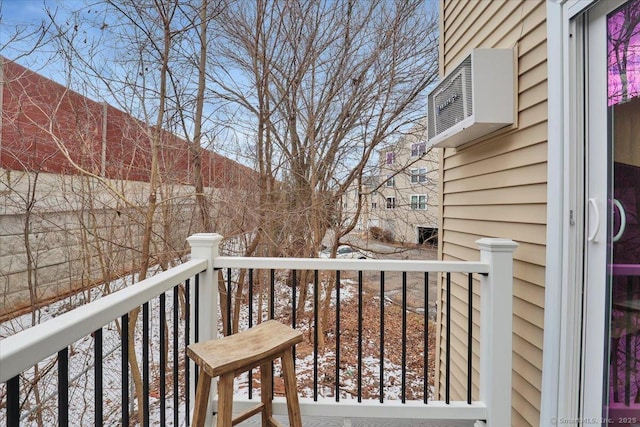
[231, 403, 265, 425]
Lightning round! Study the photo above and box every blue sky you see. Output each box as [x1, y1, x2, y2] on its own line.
[1, 0, 82, 78]
[1, 0, 124, 104]
[1, 0, 82, 33]
[1, 0, 53, 23]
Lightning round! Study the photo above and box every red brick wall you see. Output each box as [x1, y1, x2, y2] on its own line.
[1, 57, 256, 189]
[1, 59, 103, 175]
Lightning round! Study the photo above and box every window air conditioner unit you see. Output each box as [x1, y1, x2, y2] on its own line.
[427, 48, 514, 148]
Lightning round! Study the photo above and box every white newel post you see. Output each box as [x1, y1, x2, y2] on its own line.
[476, 238, 518, 427]
[187, 233, 223, 426]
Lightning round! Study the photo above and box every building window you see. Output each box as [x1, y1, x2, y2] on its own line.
[411, 142, 427, 157]
[410, 168, 427, 184]
[372, 202, 377, 209]
[386, 151, 395, 165]
[386, 197, 396, 209]
[410, 194, 427, 210]
[386, 174, 395, 187]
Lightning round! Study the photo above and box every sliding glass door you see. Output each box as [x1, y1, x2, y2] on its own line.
[584, 0, 640, 423]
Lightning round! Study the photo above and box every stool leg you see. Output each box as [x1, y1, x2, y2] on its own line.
[260, 361, 273, 426]
[192, 373, 212, 427]
[281, 348, 302, 427]
[216, 373, 235, 427]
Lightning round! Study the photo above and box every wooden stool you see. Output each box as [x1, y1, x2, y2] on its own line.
[187, 320, 303, 427]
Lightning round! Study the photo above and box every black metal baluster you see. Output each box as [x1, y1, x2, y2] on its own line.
[270, 269, 275, 320]
[185, 279, 190, 427]
[58, 348, 69, 427]
[95, 327, 103, 427]
[446, 272, 451, 404]
[336, 270, 341, 402]
[292, 269, 297, 366]
[143, 302, 150, 427]
[227, 268, 232, 336]
[160, 293, 166, 425]
[424, 272, 429, 404]
[467, 273, 473, 404]
[173, 286, 179, 427]
[195, 274, 201, 392]
[248, 268, 254, 400]
[195, 274, 200, 344]
[192, 275, 200, 406]
[121, 313, 129, 426]
[291, 270, 298, 332]
[380, 271, 385, 403]
[402, 272, 407, 404]
[249, 269, 254, 327]
[7, 376, 19, 427]
[358, 270, 363, 403]
[271, 267, 276, 398]
[314, 269, 319, 401]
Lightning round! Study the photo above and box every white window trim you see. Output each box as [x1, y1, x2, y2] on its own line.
[386, 174, 395, 187]
[410, 142, 427, 157]
[420, 168, 427, 183]
[410, 194, 427, 210]
[386, 151, 395, 165]
[542, 2, 575, 423]
[411, 167, 428, 184]
[385, 197, 396, 209]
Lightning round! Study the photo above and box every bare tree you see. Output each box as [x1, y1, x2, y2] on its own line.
[1, 0, 219, 419]
[211, 0, 438, 339]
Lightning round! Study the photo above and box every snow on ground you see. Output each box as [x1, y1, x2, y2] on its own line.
[1, 267, 432, 426]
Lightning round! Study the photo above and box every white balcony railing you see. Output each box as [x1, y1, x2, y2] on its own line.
[0, 233, 517, 427]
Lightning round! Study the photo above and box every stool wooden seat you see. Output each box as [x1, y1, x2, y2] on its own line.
[187, 320, 303, 427]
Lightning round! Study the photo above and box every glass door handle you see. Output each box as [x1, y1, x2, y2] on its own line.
[588, 198, 600, 242]
[613, 198, 627, 242]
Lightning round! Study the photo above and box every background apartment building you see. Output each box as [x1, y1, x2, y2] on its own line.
[343, 122, 439, 246]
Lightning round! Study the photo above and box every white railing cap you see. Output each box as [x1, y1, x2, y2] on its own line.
[476, 238, 518, 252]
[187, 233, 223, 247]
[213, 256, 490, 274]
[0, 259, 207, 383]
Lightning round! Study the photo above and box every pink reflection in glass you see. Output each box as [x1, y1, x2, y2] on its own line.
[608, 1, 640, 106]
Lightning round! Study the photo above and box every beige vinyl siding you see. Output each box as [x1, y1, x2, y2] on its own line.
[436, 1, 547, 426]
[443, 1, 543, 66]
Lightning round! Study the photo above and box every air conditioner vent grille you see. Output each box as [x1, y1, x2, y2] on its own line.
[428, 56, 472, 140]
[426, 48, 514, 149]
